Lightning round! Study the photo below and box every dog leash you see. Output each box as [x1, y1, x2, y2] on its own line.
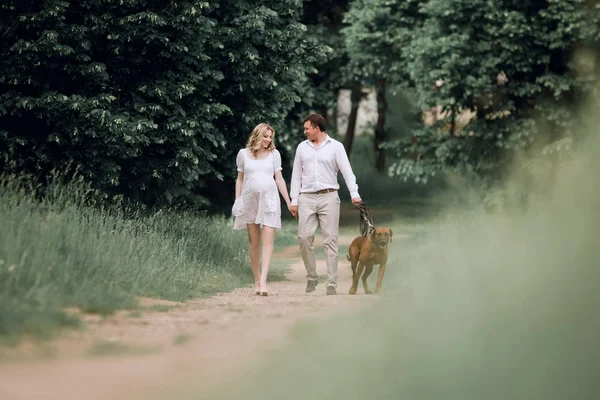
[355, 201, 375, 237]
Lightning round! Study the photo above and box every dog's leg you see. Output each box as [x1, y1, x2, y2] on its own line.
[375, 263, 387, 293]
[362, 263, 374, 294]
[349, 259, 359, 295]
[349, 261, 365, 295]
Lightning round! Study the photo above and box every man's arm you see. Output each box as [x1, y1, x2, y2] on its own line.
[290, 146, 302, 206]
[336, 143, 361, 203]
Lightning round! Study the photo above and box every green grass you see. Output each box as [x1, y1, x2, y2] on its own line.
[274, 219, 300, 248]
[0, 177, 266, 344]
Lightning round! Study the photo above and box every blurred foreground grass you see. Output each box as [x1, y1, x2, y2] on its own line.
[200, 123, 600, 399]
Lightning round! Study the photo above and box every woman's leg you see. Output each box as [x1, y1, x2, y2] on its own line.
[259, 226, 276, 293]
[247, 224, 261, 292]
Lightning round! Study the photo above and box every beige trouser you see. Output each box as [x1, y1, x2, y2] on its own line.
[297, 191, 341, 288]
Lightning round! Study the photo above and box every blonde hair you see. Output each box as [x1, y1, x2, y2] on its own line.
[246, 123, 276, 156]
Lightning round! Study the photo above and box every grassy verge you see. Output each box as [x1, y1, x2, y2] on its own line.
[274, 218, 300, 249]
[0, 176, 292, 345]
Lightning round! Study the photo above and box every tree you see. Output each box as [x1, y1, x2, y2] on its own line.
[389, 0, 600, 184]
[0, 0, 321, 207]
[278, 0, 360, 161]
[342, 0, 422, 170]
[342, 0, 599, 183]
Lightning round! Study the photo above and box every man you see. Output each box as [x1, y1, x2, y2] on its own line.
[289, 114, 362, 295]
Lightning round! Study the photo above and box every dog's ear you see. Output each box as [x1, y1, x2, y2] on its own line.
[370, 228, 377, 239]
[390, 229, 393, 242]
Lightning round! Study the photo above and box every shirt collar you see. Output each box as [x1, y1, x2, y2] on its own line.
[305, 134, 332, 147]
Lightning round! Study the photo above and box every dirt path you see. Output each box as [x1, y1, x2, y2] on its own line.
[0, 233, 380, 400]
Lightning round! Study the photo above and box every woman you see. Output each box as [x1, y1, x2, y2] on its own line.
[232, 123, 293, 296]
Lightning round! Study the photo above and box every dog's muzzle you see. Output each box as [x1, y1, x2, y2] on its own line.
[374, 239, 388, 249]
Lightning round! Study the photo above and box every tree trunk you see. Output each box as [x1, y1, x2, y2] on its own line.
[330, 90, 338, 136]
[343, 84, 362, 157]
[319, 107, 329, 126]
[450, 105, 456, 135]
[411, 135, 419, 161]
[374, 78, 388, 172]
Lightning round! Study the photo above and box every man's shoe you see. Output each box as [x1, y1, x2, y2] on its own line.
[326, 286, 337, 295]
[306, 280, 318, 293]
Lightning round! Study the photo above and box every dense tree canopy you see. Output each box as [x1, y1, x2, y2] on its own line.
[0, 0, 321, 206]
[1, 0, 598, 207]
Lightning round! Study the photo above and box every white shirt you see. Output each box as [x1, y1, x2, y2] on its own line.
[290, 135, 359, 206]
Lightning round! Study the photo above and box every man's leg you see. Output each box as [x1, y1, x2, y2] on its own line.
[298, 194, 319, 290]
[318, 192, 341, 290]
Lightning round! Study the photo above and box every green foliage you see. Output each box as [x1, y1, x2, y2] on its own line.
[0, 0, 320, 206]
[277, 0, 353, 156]
[0, 175, 260, 343]
[342, 0, 600, 184]
[342, 0, 421, 84]
[336, 133, 446, 206]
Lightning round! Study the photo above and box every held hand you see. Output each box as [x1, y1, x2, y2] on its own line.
[288, 204, 298, 219]
[351, 197, 362, 206]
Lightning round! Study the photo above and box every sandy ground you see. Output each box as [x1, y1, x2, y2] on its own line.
[0, 233, 382, 400]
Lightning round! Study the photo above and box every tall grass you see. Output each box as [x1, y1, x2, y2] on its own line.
[0, 178, 257, 343]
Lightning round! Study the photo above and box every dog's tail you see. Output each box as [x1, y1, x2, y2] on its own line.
[346, 253, 350, 261]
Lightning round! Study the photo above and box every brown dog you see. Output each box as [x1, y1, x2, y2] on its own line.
[347, 227, 393, 295]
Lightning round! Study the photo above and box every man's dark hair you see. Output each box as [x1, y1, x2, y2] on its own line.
[304, 113, 326, 132]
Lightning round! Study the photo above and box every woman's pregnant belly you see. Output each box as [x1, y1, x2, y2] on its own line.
[243, 173, 276, 194]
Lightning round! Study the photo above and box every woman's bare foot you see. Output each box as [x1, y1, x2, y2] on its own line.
[259, 281, 268, 297]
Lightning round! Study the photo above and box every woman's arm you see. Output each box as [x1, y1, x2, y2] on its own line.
[235, 172, 243, 199]
[274, 171, 291, 207]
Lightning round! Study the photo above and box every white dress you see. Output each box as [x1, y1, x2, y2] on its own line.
[232, 148, 282, 230]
